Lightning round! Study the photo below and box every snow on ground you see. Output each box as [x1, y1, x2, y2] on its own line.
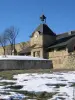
[0, 55, 48, 60]
[0, 71, 75, 99]
[0, 92, 26, 100]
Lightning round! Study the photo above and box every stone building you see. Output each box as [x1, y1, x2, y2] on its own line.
[18, 15, 75, 69]
[0, 14, 75, 69]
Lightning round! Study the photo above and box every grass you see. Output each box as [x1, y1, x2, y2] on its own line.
[0, 89, 57, 100]
[7, 85, 23, 89]
[0, 69, 52, 79]
[36, 92, 57, 100]
[46, 83, 66, 88]
[0, 69, 74, 80]
[71, 83, 75, 87]
[11, 90, 57, 100]
[0, 82, 15, 85]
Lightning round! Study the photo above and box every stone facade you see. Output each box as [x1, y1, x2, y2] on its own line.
[48, 49, 69, 69]
[63, 52, 75, 69]
[30, 31, 44, 58]
[30, 28, 56, 59]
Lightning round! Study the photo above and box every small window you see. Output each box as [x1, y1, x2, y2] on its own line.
[33, 52, 35, 57]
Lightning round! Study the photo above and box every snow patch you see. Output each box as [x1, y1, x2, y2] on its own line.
[0, 71, 75, 99]
[0, 55, 48, 60]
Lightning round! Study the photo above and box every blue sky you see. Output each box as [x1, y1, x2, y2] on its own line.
[0, 0, 75, 43]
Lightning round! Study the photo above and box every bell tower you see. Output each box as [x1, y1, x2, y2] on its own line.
[30, 14, 56, 58]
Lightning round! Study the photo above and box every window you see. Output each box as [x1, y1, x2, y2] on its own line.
[33, 52, 35, 57]
[33, 51, 40, 57]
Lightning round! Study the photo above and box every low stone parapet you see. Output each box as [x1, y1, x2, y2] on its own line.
[0, 56, 52, 70]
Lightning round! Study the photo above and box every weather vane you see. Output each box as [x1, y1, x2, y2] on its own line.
[40, 14, 46, 23]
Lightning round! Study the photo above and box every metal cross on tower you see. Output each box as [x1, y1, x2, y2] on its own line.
[40, 14, 46, 23]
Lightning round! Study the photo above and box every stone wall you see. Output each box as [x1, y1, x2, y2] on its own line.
[0, 59, 52, 70]
[49, 49, 75, 69]
[63, 52, 75, 69]
[0, 43, 21, 55]
[0, 41, 30, 55]
[49, 49, 69, 69]
[0, 46, 4, 55]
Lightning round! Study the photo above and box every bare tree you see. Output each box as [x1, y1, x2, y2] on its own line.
[0, 33, 8, 55]
[5, 26, 19, 55]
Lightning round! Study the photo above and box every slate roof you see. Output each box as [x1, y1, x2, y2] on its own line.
[48, 31, 75, 49]
[18, 47, 31, 55]
[56, 30, 75, 40]
[31, 24, 56, 37]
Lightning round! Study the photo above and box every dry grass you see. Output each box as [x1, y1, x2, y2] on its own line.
[0, 69, 51, 79]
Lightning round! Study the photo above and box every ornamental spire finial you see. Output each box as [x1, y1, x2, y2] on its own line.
[40, 14, 46, 23]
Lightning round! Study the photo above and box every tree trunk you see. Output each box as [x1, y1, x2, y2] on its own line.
[10, 44, 13, 55]
[3, 47, 5, 55]
[10, 45, 12, 55]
